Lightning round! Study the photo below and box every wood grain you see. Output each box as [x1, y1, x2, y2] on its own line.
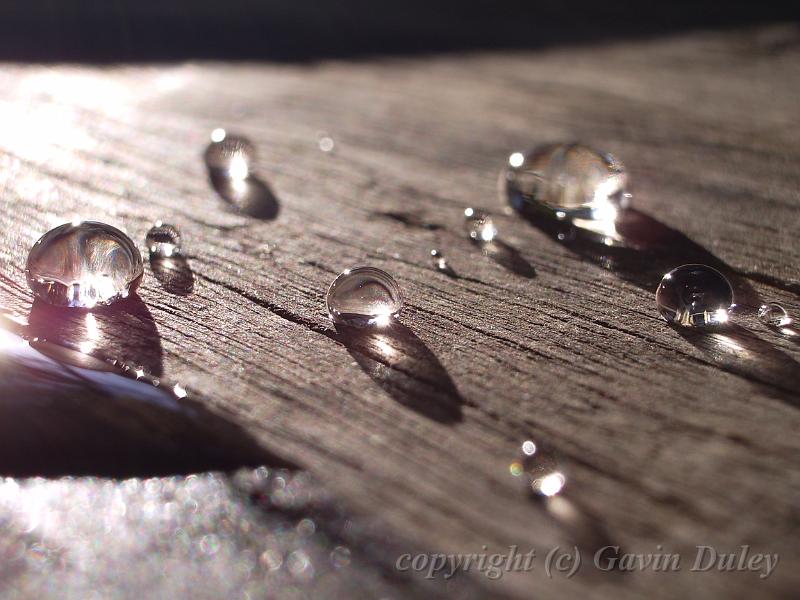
[0, 24, 799, 599]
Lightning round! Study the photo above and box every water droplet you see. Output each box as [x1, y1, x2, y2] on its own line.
[26, 221, 143, 308]
[145, 222, 182, 258]
[464, 208, 498, 243]
[655, 264, 733, 327]
[330, 546, 351, 568]
[758, 302, 792, 327]
[204, 130, 255, 179]
[317, 132, 335, 152]
[326, 266, 402, 328]
[503, 143, 629, 219]
[430, 249, 456, 276]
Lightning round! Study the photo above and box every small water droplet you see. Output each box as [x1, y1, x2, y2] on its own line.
[430, 249, 456, 276]
[503, 143, 629, 219]
[146, 222, 182, 257]
[655, 264, 733, 327]
[464, 208, 498, 243]
[204, 130, 256, 179]
[317, 132, 335, 152]
[326, 266, 403, 328]
[758, 302, 792, 328]
[330, 546, 351, 568]
[26, 221, 143, 308]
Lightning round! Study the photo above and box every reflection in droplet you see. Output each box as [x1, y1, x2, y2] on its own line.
[146, 222, 182, 258]
[26, 221, 143, 308]
[533, 472, 566, 497]
[656, 264, 734, 327]
[204, 130, 256, 179]
[503, 143, 629, 218]
[521, 440, 537, 456]
[464, 208, 497, 243]
[758, 302, 792, 328]
[326, 267, 403, 328]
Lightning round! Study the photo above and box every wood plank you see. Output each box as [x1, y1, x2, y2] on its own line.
[0, 24, 798, 599]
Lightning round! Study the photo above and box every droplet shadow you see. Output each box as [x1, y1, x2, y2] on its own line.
[150, 253, 195, 295]
[515, 205, 760, 308]
[674, 323, 800, 408]
[480, 239, 537, 278]
[27, 295, 164, 377]
[210, 172, 280, 220]
[0, 314, 296, 478]
[334, 322, 464, 424]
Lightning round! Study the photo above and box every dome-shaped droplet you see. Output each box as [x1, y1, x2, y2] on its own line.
[655, 264, 733, 327]
[26, 221, 143, 308]
[326, 266, 402, 327]
[503, 143, 629, 219]
[758, 302, 792, 327]
[146, 222, 182, 257]
[204, 129, 256, 179]
[464, 208, 498, 243]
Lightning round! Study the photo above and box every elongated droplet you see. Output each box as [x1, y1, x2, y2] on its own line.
[504, 143, 629, 218]
[204, 129, 256, 179]
[655, 264, 733, 327]
[326, 267, 402, 328]
[758, 302, 792, 327]
[26, 221, 143, 308]
[464, 208, 498, 243]
[146, 222, 182, 257]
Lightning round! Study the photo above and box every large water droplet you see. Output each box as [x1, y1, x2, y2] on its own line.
[758, 302, 792, 327]
[326, 267, 402, 328]
[26, 221, 143, 308]
[503, 143, 629, 220]
[655, 264, 733, 327]
[146, 222, 182, 258]
[204, 129, 256, 179]
[464, 208, 498, 243]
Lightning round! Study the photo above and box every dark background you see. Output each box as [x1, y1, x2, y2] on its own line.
[1, 1, 797, 62]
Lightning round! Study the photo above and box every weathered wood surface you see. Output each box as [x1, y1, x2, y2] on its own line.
[1, 24, 799, 599]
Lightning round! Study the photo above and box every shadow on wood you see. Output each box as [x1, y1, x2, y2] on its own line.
[150, 253, 195, 296]
[335, 322, 464, 424]
[210, 172, 280, 220]
[0, 315, 297, 477]
[515, 206, 761, 309]
[27, 295, 164, 377]
[674, 323, 800, 408]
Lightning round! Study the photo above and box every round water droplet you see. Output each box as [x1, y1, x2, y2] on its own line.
[758, 302, 792, 328]
[146, 222, 182, 257]
[326, 266, 402, 328]
[430, 248, 454, 274]
[503, 143, 629, 219]
[464, 208, 498, 243]
[204, 130, 255, 179]
[655, 264, 733, 327]
[26, 221, 143, 308]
